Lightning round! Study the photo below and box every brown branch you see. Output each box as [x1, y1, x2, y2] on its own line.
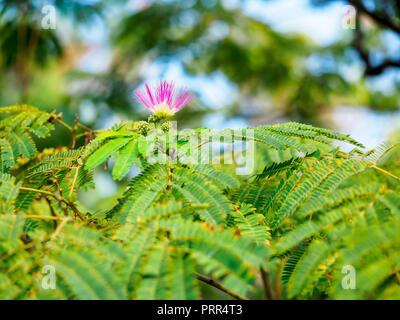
[44, 196, 58, 228]
[77, 122, 93, 132]
[50, 171, 64, 198]
[85, 130, 94, 146]
[195, 273, 248, 300]
[350, 1, 400, 75]
[21, 185, 86, 224]
[353, 16, 400, 76]
[63, 198, 85, 221]
[50, 171, 85, 221]
[260, 268, 274, 300]
[274, 261, 282, 299]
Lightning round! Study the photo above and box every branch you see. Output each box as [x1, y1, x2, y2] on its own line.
[52, 112, 96, 146]
[195, 273, 248, 300]
[21, 173, 86, 222]
[49, 171, 70, 217]
[260, 268, 274, 300]
[44, 196, 58, 228]
[353, 16, 400, 76]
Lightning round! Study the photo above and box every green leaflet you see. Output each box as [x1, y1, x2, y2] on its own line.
[135, 242, 171, 299]
[169, 250, 200, 300]
[8, 131, 36, 160]
[287, 240, 333, 298]
[112, 139, 140, 180]
[46, 249, 126, 300]
[0, 173, 21, 214]
[230, 204, 270, 244]
[85, 137, 132, 170]
[0, 139, 15, 169]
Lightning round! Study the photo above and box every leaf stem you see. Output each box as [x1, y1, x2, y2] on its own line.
[195, 273, 248, 300]
[371, 165, 400, 182]
[54, 117, 73, 132]
[25, 215, 61, 220]
[20, 186, 53, 196]
[69, 166, 80, 198]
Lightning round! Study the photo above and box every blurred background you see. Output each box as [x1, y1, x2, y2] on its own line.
[1, 0, 399, 208]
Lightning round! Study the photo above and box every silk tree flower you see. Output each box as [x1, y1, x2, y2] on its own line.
[134, 80, 194, 118]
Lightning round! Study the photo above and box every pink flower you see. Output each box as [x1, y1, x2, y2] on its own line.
[134, 80, 194, 117]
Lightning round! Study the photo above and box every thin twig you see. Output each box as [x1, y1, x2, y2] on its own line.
[50, 171, 69, 216]
[44, 196, 59, 217]
[50, 170, 65, 199]
[52, 112, 98, 145]
[196, 273, 248, 300]
[77, 122, 93, 132]
[70, 113, 79, 148]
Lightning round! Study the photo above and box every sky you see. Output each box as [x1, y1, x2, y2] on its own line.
[242, 0, 347, 45]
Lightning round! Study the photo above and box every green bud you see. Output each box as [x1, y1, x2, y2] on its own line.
[161, 122, 170, 133]
[148, 115, 158, 123]
[148, 114, 169, 123]
[137, 121, 149, 135]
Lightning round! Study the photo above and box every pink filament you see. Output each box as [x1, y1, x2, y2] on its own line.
[134, 80, 194, 113]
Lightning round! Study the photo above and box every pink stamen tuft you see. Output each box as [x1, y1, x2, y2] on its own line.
[134, 80, 194, 115]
